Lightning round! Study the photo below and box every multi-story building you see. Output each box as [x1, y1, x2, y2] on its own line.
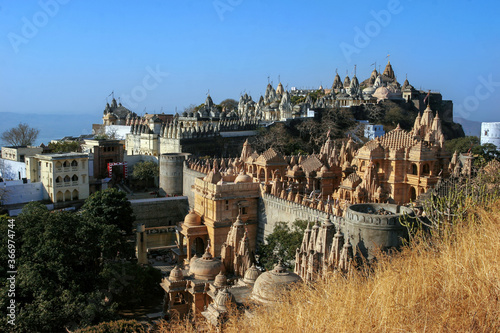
[1, 146, 43, 162]
[81, 139, 124, 187]
[26, 153, 89, 203]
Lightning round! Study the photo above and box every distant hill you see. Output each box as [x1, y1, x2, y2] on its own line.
[454, 117, 481, 137]
[0, 112, 99, 146]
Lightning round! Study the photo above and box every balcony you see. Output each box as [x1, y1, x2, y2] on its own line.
[72, 181, 78, 186]
[56, 168, 63, 173]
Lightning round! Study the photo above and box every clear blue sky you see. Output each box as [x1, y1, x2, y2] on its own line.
[1, 0, 499, 123]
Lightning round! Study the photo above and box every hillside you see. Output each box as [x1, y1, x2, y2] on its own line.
[221, 204, 500, 332]
[158, 199, 500, 332]
[455, 117, 482, 137]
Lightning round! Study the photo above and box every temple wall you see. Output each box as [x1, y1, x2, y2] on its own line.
[130, 196, 189, 228]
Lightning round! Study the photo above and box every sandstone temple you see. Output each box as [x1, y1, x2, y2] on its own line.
[150, 100, 454, 327]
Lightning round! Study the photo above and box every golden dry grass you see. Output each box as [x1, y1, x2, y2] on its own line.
[160, 203, 500, 333]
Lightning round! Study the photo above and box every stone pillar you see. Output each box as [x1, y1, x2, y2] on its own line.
[136, 224, 148, 265]
[186, 237, 192, 261]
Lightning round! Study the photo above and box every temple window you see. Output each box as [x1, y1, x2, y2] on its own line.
[411, 163, 418, 175]
[422, 164, 430, 175]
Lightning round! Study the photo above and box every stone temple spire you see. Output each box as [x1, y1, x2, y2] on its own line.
[383, 60, 395, 80]
[240, 139, 252, 162]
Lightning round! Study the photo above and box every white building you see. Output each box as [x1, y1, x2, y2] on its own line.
[0, 180, 45, 206]
[364, 124, 385, 141]
[26, 153, 90, 203]
[0, 159, 26, 181]
[480, 122, 500, 149]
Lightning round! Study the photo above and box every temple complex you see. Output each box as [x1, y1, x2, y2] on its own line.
[157, 99, 452, 326]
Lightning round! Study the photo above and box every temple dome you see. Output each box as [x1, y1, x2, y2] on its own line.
[213, 288, 235, 311]
[189, 247, 224, 280]
[363, 86, 376, 96]
[169, 266, 184, 281]
[234, 171, 253, 184]
[251, 262, 301, 304]
[243, 264, 260, 284]
[214, 271, 227, 287]
[373, 86, 390, 101]
[184, 210, 202, 226]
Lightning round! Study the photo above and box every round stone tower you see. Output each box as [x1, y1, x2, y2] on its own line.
[343, 203, 415, 261]
[159, 153, 190, 196]
[480, 122, 500, 149]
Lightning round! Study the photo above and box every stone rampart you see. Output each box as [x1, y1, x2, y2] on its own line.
[343, 203, 414, 260]
[258, 193, 330, 243]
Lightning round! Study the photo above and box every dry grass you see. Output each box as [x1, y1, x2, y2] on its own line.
[159, 203, 500, 333]
[223, 203, 500, 333]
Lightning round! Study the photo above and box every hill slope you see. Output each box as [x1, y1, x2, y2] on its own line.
[219, 204, 500, 332]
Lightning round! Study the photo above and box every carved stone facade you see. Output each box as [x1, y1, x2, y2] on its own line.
[294, 203, 414, 281]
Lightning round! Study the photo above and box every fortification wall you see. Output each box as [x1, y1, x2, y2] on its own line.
[343, 203, 414, 260]
[159, 153, 190, 196]
[258, 195, 413, 261]
[258, 193, 329, 243]
[130, 196, 189, 228]
[183, 166, 206, 208]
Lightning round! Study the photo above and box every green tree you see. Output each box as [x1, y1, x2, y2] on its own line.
[471, 143, 499, 168]
[0, 203, 119, 332]
[100, 262, 162, 308]
[383, 106, 413, 129]
[290, 95, 305, 105]
[0, 199, 160, 332]
[218, 98, 238, 111]
[1, 123, 39, 146]
[251, 123, 306, 155]
[257, 220, 308, 271]
[80, 188, 136, 236]
[132, 160, 158, 187]
[48, 140, 80, 153]
[444, 136, 480, 154]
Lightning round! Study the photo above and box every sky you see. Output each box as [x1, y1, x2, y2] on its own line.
[1, 0, 500, 127]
